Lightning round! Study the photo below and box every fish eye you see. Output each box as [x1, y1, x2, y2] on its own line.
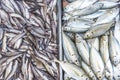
[76, 35, 79, 38]
[99, 76, 102, 79]
[87, 34, 89, 37]
[75, 60, 77, 62]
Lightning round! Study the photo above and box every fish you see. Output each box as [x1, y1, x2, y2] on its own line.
[4, 61, 13, 78]
[100, 35, 110, 64]
[54, 59, 90, 80]
[75, 33, 90, 65]
[93, 8, 119, 26]
[114, 21, 120, 45]
[63, 20, 91, 33]
[109, 31, 120, 66]
[68, 3, 103, 17]
[84, 21, 114, 39]
[64, 0, 98, 12]
[5, 60, 18, 80]
[90, 45, 104, 80]
[62, 32, 81, 66]
[97, 1, 120, 9]
[0, 0, 59, 79]
[100, 35, 114, 80]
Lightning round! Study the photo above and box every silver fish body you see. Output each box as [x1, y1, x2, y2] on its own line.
[63, 20, 91, 33]
[114, 21, 120, 45]
[84, 22, 114, 39]
[54, 60, 90, 80]
[109, 31, 120, 66]
[94, 8, 119, 26]
[62, 32, 81, 66]
[69, 3, 103, 17]
[75, 34, 90, 65]
[100, 35, 114, 80]
[90, 46, 104, 80]
[98, 1, 120, 9]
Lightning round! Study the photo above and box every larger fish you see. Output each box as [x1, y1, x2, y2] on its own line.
[62, 32, 81, 66]
[75, 33, 90, 65]
[90, 45, 104, 80]
[65, 0, 97, 11]
[114, 21, 120, 45]
[69, 3, 103, 17]
[54, 59, 90, 80]
[93, 8, 119, 26]
[109, 31, 120, 66]
[84, 21, 114, 39]
[100, 35, 113, 80]
[97, 1, 120, 9]
[63, 20, 91, 33]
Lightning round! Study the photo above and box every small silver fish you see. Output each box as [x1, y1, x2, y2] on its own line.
[54, 59, 90, 80]
[84, 21, 114, 39]
[90, 45, 104, 80]
[75, 34, 90, 65]
[109, 31, 120, 66]
[62, 32, 81, 66]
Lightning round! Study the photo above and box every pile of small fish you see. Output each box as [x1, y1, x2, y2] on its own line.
[57, 0, 120, 80]
[0, 0, 59, 80]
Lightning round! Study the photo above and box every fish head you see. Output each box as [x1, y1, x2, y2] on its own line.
[63, 27, 71, 31]
[96, 71, 104, 80]
[113, 56, 120, 66]
[75, 33, 83, 43]
[105, 71, 114, 80]
[84, 31, 92, 39]
[62, 13, 71, 20]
